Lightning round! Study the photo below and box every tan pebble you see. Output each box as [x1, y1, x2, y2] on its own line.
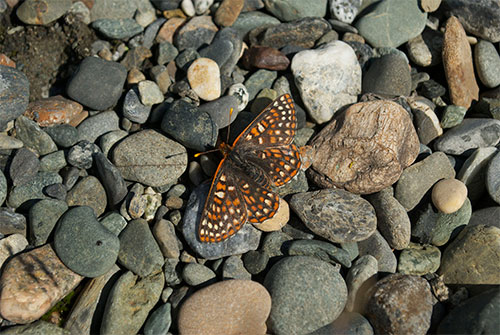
[255, 198, 289, 232]
[0, 245, 83, 324]
[214, 0, 244, 27]
[127, 67, 146, 84]
[178, 279, 271, 335]
[187, 58, 221, 101]
[432, 178, 468, 213]
[156, 17, 186, 44]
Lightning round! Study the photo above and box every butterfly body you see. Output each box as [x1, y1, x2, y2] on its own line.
[199, 94, 302, 243]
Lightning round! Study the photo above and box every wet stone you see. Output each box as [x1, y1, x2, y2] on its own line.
[0, 57, 30, 130]
[118, 219, 164, 277]
[9, 148, 39, 187]
[28, 199, 68, 246]
[290, 189, 377, 244]
[54, 206, 120, 278]
[44, 124, 79, 148]
[15, 116, 57, 156]
[91, 18, 144, 40]
[66, 176, 107, 217]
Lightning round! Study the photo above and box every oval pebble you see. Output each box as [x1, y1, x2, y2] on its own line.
[178, 280, 271, 335]
[432, 178, 468, 214]
[187, 57, 221, 101]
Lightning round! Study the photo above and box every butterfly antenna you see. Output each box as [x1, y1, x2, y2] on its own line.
[194, 148, 220, 158]
[226, 108, 234, 145]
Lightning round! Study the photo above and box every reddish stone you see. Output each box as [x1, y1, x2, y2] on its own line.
[0, 54, 16, 68]
[442, 16, 479, 109]
[242, 46, 290, 71]
[24, 95, 84, 127]
[214, 0, 244, 27]
[156, 17, 186, 44]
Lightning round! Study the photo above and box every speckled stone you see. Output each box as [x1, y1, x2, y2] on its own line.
[15, 116, 57, 156]
[397, 243, 441, 275]
[0, 64, 29, 130]
[66, 176, 107, 217]
[7, 171, 62, 209]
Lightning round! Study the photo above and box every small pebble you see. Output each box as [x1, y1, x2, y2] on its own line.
[187, 58, 221, 101]
[432, 178, 468, 213]
[138, 80, 164, 105]
[16, 0, 72, 25]
[474, 40, 500, 88]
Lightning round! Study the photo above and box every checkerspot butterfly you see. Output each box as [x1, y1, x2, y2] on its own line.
[199, 93, 302, 243]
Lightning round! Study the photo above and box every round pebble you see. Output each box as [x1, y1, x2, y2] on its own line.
[123, 87, 151, 124]
[432, 178, 468, 214]
[138, 80, 164, 106]
[182, 262, 216, 286]
[486, 151, 500, 204]
[474, 40, 500, 88]
[54, 206, 119, 277]
[76, 110, 120, 143]
[187, 58, 221, 101]
[9, 148, 39, 187]
[91, 18, 144, 40]
[178, 280, 271, 335]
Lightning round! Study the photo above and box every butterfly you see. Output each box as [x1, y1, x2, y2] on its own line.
[199, 93, 302, 243]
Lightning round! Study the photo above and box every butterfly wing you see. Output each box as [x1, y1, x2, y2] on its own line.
[198, 159, 248, 243]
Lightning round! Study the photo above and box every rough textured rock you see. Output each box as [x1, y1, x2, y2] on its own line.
[309, 100, 419, 194]
[442, 16, 479, 109]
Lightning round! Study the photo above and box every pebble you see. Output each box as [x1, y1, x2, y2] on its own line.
[0, 244, 83, 324]
[181, 183, 261, 260]
[0, 234, 28, 269]
[442, 16, 479, 109]
[0, 134, 23, 150]
[66, 176, 106, 218]
[362, 53, 411, 97]
[15, 116, 57, 156]
[111, 129, 188, 187]
[434, 118, 500, 155]
[358, 230, 397, 273]
[474, 40, 500, 88]
[222, 255, 252, 280]
[440, 104, 467, 128]
[0, 208, 27, 235]
[182, 262, 217, 286]
[421, 0, 441, 12]
[9, 147, 39, 187]
[39, 150, 66, 172]
[440, 224, 500, 284]
[144, 303, 172, 335]
[174, 15, 218, 51]
[24, 95, 84, 127]
[395, 152, 456, 211]
[77, 111, 121, 144]
[152, 219, 180, 258]
[458, 147, 498, 202]
[231, 11, 280, 39]
[157, 41, 179, 65]
[345, 255, 378, 312]
[397, 243, 441, 275]
[99, 129, 128, 156]
[100, 212, 128, 237]
[1, 320, 69, 334]
[242, 46, 289, 71]
[178, 280, 271, 335]
[44, 124, 79, 148]
[67, 140, 100, 170]
[437, 288, 500, 334]
[486, 151, 500, 204]
[66, 57, 127, 111]
[264, 256, 347, 335]
[94, 152, 127, 206]
[244, 69, 277, 101]
[100, 270, 164, 335]
[181, 0, 195, 16]
[214, 0, 244, 27]
[16, 0, 72, 25]
[469, 206, 500, 229]
[187, 58, 221, 101]
[120, 46, 153, 70]
[432, 178, 468, 213]
[28, 199, 68, 246]
[0, 170, 5, 206]
[123, 88, 151, 124]
[290, 189, 376, 243]
[7, 171, 62, 209]
[53, 206, 119, 277]
[199, 38, 234, 70]
[228, 83, 249, 111]
[160, 99, 217, 151]
[365, 274, 433, 335]
[156, 17, 186, 44]
[412, 198, 472, 246]
[285, 239, 352, 268]
[291, 41, 361, 124]
[309, 100, 419, 193]
[150, 65, 172, 94]
[242, 250, 269, 275]
[90, 0, 138, 21]
[91, 18, 143, 39]
[193, 0, 213, 15]
[329, 0, 361, 24]
[311, 311, 374, 335]
[198, 95, 239, 129]
[261, 231, 292, 258]
[355, 0, 427, 47]
[118, 219, 164, 277]
[366, 187, 411, 250]
[406, 29, 443, 67]
[264, 0, 327, 22]
[138, 80, 164, 106]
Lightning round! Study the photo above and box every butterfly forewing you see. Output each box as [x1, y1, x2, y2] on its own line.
[199, 160, 247, 243]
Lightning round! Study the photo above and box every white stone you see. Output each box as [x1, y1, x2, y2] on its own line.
[193, 0, 214, 15]
[138, 80, 164, 106]
[228, 83, 249, 112]
[187, 58, 221, 101]
[135, 0, 157, 27]
[291, 41, 361, 124]
[329, 0, 362, 24]
[181, 0, 196, 17]
[0, 234, 28, 269]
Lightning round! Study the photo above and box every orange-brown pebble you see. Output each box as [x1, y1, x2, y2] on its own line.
[214, 0, 244, 27]
[24, 95, 84, 127]
[156, 17, 186, 44]
[432, 178, 468, 214]
[0, 54, 16, 68]
[178, 280, 271, 335]
[255, 198, 289, 232]
[127, 67, 146, 84]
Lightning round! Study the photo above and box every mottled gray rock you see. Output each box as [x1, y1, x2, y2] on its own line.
[397, 243, 441, 275]
[358, 230, 397, 273]
[15, 116, 57, 156]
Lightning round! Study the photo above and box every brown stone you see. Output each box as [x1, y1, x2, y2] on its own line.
[214, 0, 244, 27]
[0, 245, 83, 324]
[0, 54, 16, 68]
[120, 46, 153, 71]
[241, 46, 290, 71]
[162, 9, 187, 19]
[24, 95, 84, 127]
[178, 280, 271, 335]
[156, 17, 186, 44]
[127, 67, 146, 84]
[308, 100, 419, 194]
[442, 16, 479, 109]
